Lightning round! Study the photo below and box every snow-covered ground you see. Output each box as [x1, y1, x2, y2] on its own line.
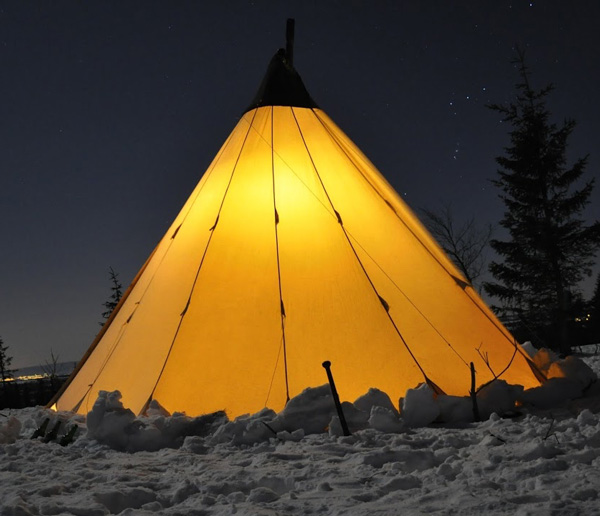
[1, 347, 599, 515]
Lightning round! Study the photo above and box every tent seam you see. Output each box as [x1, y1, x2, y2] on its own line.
[312, 109, 522, 355]
[290, 107, 432, 386]
[142, 108, 259, 414]
[270, 106, 290, 404]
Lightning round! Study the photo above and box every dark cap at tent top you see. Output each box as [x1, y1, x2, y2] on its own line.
[244, 19, 318, 114]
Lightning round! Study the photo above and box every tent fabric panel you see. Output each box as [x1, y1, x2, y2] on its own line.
[54, 101, 543, 419]
[267, 107, 333, 214]
[350, 237, 472, 392]
[152, 107, 286, 417]
[297, 108, 540, 393]
[352, 241, 538, 394]
[273, 107, 426, 406]
[292, 108, 456, 308]
[54, 231, 193, 414]
[55, 112, 255, 415]
[313, 110, 467, 283]
[321, 117, 521, 362]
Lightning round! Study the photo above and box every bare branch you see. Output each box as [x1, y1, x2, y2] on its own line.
[41, 349, 60, 379]
[475, 339, 519, 393]
[421, 203, 493, 289]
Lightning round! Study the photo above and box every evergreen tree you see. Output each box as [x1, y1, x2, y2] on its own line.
[485, 50, 600, 354]
[0, 336, 14, 393]
[589, 274, 600, 343]
[101, 266, 123, 324]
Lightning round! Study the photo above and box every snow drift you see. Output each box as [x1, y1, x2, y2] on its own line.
[0, 346, 599, 515]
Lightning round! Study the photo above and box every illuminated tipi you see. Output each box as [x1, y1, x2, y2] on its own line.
[51, 22, 544, 418]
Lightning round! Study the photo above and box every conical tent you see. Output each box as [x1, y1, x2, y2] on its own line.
[51, 30, 544, 418]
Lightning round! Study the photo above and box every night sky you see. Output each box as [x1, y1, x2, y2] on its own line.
[2, 1, 599, 369]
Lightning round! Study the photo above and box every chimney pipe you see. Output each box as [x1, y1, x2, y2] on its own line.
[286, 18, 295, 67]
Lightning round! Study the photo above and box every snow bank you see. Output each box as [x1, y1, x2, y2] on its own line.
[3, 394, 599, 516]
[86, 390, 227, 452]
[0, 348, 599, 516]
[83, 385, 409, 450]
[76, 346, 596, 451]
[14, 345, 588, 453]
[521, 349, 598, 409]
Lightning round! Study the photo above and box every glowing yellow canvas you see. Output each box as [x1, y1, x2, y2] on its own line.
[52, 102, 543, 418]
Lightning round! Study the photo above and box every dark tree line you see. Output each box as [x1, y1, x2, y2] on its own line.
[423, 50, 599, 353]
[580, 275, 600, 346]
[0, 336, 13, 384]
[0, 336, 14, 407]
[0, 338, 70, 410]
[484, 50, 600, 354]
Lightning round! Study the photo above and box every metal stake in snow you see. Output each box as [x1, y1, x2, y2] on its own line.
[322, 360, 351, 436]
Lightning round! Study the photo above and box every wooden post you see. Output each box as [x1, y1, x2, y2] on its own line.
[470, 362, 481, 422]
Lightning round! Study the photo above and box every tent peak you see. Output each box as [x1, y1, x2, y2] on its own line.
[244, 20, 318, 113]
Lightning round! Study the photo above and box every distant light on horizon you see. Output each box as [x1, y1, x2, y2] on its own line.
[4, 373, 49, 382]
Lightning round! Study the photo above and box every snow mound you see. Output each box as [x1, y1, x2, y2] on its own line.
[210, 407, 276, 446]
[533, 347, 560, 372]
[354, 387, 399, 416]
[268, 384, 335, 434]
[520, 341, 537, 358]
[547, 355, 597, 388]
[328, 401, 370, 436]
[521, 349, 598, 409]
[0, 416, 21, 444]
[368, 405, 405, 433]
[87, 390, 227, 452]
[477, 380, 523, 420]
[401, 383, 440, 427]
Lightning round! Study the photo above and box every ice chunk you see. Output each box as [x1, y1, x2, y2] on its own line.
[476, 380, 522, 419]
[547, 356, 597, 388]
[400, 383, 440, 427]
[211, 408, 275, 445]
[368, 405, 404, 433]
[270, 385, 335, 435]
[354, 388, 399, 416]
[533, 348, 559, 372]
[86, 391, 138, 451]
[0, 416, 21, 444]
[520, 341, 537, 358]
[276, 428, 305, 442]
[146, 399, 170, 417]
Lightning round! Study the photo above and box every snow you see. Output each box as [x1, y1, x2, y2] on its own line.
[1, 347, 599, 515]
